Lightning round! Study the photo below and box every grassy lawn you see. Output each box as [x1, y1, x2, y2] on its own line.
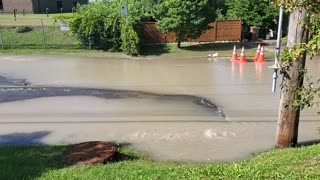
[0, 48, 133, 59]
[0, 13, 73, 18]
[0, 42, 274, 61]
[0, 13, 73, 26]
[1, 144, 320, 179]
[141, 42, 274, 60]
[0, 18, 54, 26]
[0, 26, 78, 49]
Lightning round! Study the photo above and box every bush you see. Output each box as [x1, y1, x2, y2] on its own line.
[66, 1, 146, 55]
[15, 26, 33, 33]
[120, 22, 140, 56]
[69, 2, 119, 50]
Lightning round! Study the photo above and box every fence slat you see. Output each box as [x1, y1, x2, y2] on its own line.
[140, 20, 242, 44]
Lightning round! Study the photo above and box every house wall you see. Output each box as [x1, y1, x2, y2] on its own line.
[3, 0, 88, 13]
[3, 0, 34, 13]
[34, 0, 73, 13]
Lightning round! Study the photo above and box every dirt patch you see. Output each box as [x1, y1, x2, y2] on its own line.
[62, 141, 116, 165]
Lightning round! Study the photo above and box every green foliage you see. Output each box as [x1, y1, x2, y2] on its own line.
[153, 0, 217, 48]
[15, 26, 33, 33]
[70, 2, 120, 50]
[2, 26, 78, 49]
[67, 0, 148, 55]
[226, 0, 278, 32]
[279, 38, 320, 109]
[120, 21, 140, 56]
[271, 0, 320, 110]
[52, 15, 73, 24]
[290, 76, 320, 110]
[215, 8, 227, 21]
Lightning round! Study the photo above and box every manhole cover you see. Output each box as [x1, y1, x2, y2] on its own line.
[62, 141, 116, 165]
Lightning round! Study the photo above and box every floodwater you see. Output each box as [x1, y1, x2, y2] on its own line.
[0, 54, 319, 162]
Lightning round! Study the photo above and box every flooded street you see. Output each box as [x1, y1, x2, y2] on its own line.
[0, 54, 319, 162]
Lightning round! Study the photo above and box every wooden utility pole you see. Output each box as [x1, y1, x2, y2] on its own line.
[275, 7, 308, 148]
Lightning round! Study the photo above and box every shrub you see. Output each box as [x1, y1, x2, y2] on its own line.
[65, 1, 146, 55]
[69, 2, 117, 50]
[120, 21, 140, 56]
[15, 26, 33, 33]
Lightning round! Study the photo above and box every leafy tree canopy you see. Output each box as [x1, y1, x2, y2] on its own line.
[153, 0, 217, 48]
[226, 0, 278, 32]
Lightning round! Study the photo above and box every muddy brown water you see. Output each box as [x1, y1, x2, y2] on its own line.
[0, 54, 319, 162]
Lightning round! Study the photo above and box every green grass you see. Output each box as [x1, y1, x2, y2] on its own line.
[1, 144, 320, 179]
[0, 13, 73, 26]
[0, 48, 133, 59]
[141, 43, 274, 60]
[0, 43, 274, 60]
[0, 26, 78, 49]
[0, 18, 54, 26]
[0, 13, 73, 18]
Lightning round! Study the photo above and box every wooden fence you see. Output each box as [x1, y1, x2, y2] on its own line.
[140, 20, 242, 44]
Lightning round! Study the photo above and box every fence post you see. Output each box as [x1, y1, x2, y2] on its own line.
[13, 9, 17, 21]
[88, 37, 93, 50]
[40, 19, 46, 49]
[23, 9, 26, 16]
[72, 7, 75, 14]
[214, 21, 218, 42]
[0, 25, 4, 50]
[46, 8, 49, 17]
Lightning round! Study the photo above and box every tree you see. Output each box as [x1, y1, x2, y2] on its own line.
[273, 0, 320, 148]
[153, 0, 216, 48]
[226, 0, 278, 34]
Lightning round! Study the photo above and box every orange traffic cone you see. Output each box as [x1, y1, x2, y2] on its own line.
[239, 46, 247, 63]
[253, 44, 261, 61]
[257, 46, 266, 62]
[230, 45, 238, 62]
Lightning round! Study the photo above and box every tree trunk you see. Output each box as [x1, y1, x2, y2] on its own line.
[275, 8, 308, 148]
[177, 41, 181, 48]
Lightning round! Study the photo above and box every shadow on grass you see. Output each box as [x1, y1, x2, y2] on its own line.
[180, 42, 267, 51]
[0, 133, 145, 179]
[2, 44, 80, 49]
[110, 142, 150, 162]
[140, 44, 171, 56]
[297, 139, 320, 147]
[0, 131, 68, 180]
